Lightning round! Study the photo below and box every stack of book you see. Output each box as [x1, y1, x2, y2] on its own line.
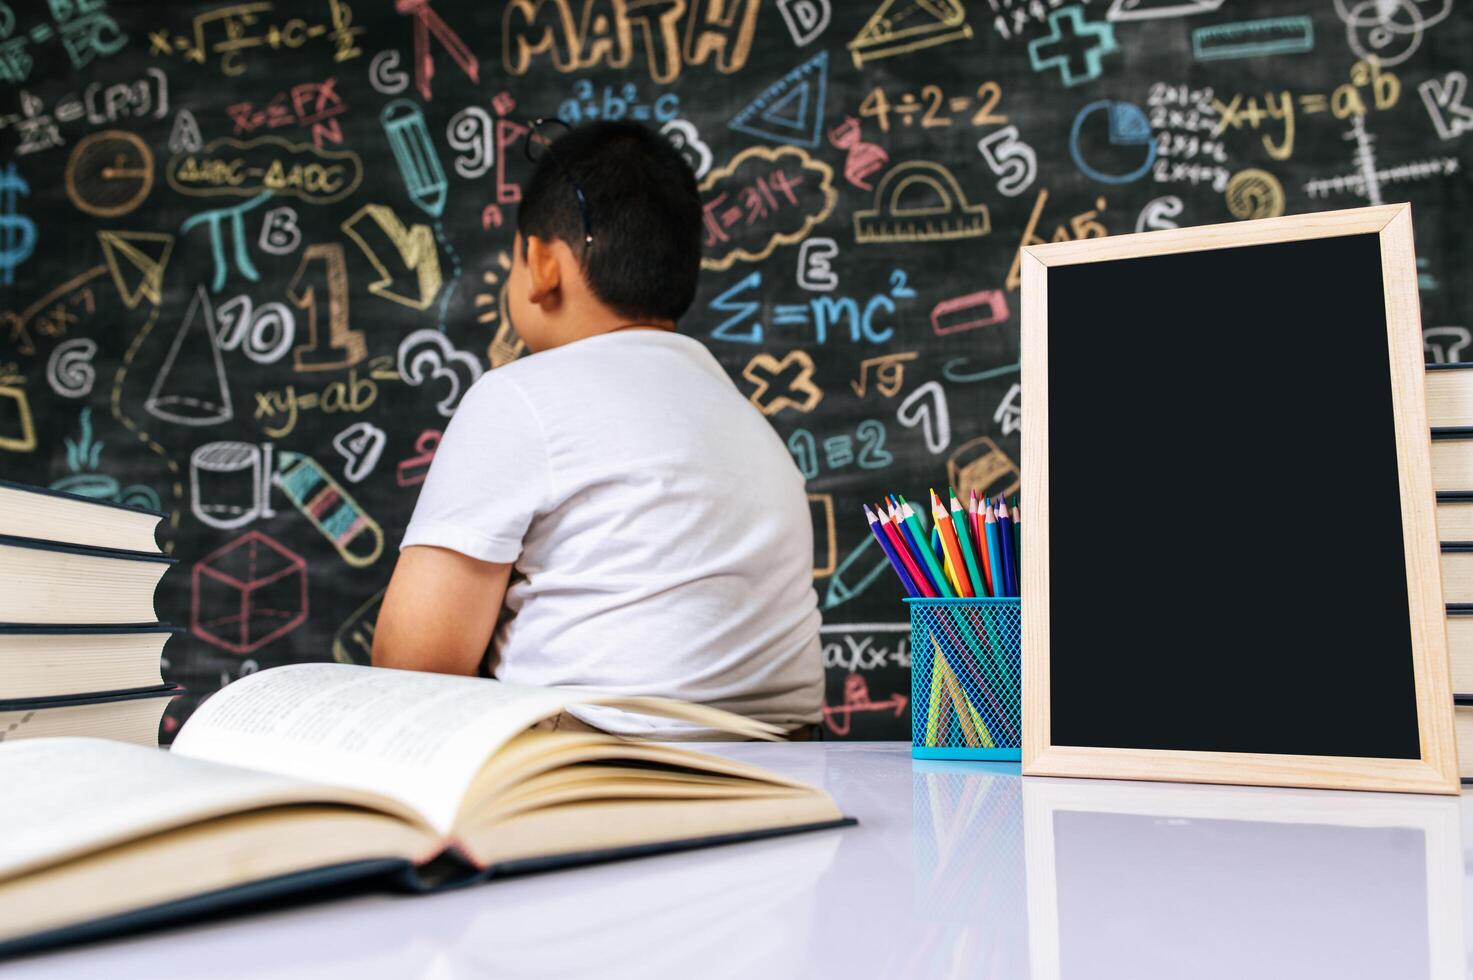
[1426, 362, 1473, 779]
[0, 479, 181, 747]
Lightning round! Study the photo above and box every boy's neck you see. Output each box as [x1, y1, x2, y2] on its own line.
[540, 315, 675, 351]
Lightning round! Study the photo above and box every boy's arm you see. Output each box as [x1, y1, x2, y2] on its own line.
[371, 545, 512, 676]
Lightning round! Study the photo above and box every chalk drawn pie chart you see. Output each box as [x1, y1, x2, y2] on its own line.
[65, 131, 154, 218]
[1069, 100, 1157, 185]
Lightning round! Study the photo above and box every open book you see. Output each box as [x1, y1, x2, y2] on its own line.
[0, 664, 850, 956]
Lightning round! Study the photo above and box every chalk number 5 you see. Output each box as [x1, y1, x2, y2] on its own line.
[977, 126, 1037, 198]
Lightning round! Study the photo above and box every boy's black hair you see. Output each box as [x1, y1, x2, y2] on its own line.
[516, 120, 703, 323]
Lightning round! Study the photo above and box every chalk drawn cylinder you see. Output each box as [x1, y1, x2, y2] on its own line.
[191, 441, 269, 530]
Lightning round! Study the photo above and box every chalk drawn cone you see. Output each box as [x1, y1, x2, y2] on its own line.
[146, 285, 233, 426]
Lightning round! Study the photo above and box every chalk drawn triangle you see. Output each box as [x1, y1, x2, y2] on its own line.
[1105, 0, 1223, 21]
[146, 284, 233, 426]
[763, 84, 810, 131]
[847, 0, 971, 66]
[99, 231, 173, 309]
[729, 50, 828, 149]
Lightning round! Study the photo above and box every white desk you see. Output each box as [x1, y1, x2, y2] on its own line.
[7, 742, 1471, 979]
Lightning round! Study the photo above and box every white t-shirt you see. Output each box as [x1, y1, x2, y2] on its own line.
[400, 330, 823, 737]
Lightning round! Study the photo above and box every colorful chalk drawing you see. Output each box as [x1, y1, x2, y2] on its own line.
[742, 350, 823, 416]
[166, 136, 363, 203]
[777, 0, 830, 47]
[341, 204, 443, 310]
[273, 450, 385, 568]
[699, 144, 837, 271]
[180, 192, 270, 292]
[1191, 16, 1314, 61]
[7, 0, 1472, 744]
[145, 285, 234, 426]
[48, 408, 162, 512]
[46, 338, 97, 398]
[98, 231, 172, 308]
[728, 50, 828, 149]
[64, 130, 153, 217]
[1069, 100, 1156, 184]
[1106, 0, 1223, 21]
[848, 0, 972, 67]
[192, 530, 309, 654]
[1028, 7, 1118, 87]
[1419, 72, 1473, 141]
[854, 160, 990, 243]
[397, 328, 483, 417]
[190, 441, 275, 530]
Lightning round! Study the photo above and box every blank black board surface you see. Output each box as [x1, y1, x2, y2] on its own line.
[1021, 205, 1460, 794]
[1046, 233, 1420, 758]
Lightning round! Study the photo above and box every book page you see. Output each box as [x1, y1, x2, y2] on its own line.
[172, 664, 595, 835]
[172, 664, 782, 835]
[0, 738, 411, 881]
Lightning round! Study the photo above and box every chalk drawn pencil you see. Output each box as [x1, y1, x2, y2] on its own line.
[274, 451, 384, 568]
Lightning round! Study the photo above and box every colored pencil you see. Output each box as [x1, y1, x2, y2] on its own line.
[898, 494, 955, 598]
[891, 500, 940, 596]
[931, 523, 962, 596]
[865, 504, 919, 597]
[983, 504, 1007, 597]
[878, 503, 936, 598]
[970, 489, 993, 595]
[994, 496, 1017, 597]
[1010, 500, 1021, 588]
[931, 489, 974, 598]
[949, 488, 986, 598]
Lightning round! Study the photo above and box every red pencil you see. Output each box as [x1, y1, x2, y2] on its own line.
[878, 502, 936, 597]
[970, 488, 993, 595]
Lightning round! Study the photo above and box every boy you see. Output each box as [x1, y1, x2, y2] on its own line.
[372, 120, 823, 740]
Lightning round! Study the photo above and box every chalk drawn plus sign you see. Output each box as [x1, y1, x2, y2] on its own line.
[1028, 8, 1118, 88]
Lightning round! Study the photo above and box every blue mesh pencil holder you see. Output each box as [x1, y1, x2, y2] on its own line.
[908, 597, 1021, 761]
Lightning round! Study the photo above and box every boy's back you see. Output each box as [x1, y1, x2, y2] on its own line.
[401, 329, 823, 737]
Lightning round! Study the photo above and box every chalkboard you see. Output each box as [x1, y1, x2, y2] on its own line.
[0, 1, 1470, 742]
[1020, 206, 1459, 793]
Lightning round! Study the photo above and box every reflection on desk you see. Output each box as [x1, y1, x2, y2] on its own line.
[4, 744, 1467, 980]
[1024, 778, 1464, 980]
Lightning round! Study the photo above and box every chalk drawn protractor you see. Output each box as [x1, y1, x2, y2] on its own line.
[854, 161, 990, 244]
[729, 50, 829, 149]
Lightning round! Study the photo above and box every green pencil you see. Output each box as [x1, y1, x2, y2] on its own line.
[948, 488, 986, 597]
[898, 494, 955, 598]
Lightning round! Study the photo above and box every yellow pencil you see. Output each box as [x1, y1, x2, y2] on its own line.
[925, 645, 946, 746]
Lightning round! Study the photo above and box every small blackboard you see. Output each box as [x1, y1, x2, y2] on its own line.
[1019, 205, 1459, 794]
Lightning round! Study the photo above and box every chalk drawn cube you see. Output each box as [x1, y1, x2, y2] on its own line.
[191, 530, 308, 655]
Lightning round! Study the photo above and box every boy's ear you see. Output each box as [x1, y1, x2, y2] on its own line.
[524, 235, 562, 306]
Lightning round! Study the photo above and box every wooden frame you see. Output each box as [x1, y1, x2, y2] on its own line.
[1020, 204, 1460, 794]
[1022, 778, 1464, 980]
